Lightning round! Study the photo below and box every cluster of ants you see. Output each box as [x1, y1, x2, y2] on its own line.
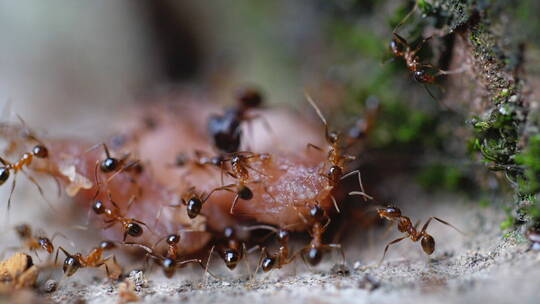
[0, 8, 464, 283]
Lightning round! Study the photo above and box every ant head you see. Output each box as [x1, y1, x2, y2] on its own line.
[32, 145, 48, 158]
[305, 247, 322, 266]
[162, 257, 176, 278]
[15, 224, 31, 239]
[99, 240, 116, 250]
[186, 197, 203, 219]
[413, 70, 434, 83]
[223, 249, 240, 270]
[236, 86, 263, 110]
[166, 234, 180, 245]
[261, 256, 276, 272]
[238, 185, 253, 200]
[328, 165, 343, 184]
[389, 38, 403, 56]
[309, 205, 325, 222]
[421, 234, 435, 255]
[38, 238, 54, 254]
[0, 167, 10, 185]
[377, 206, 401, 219]
[224, 227, 235, 239]
[63, 255, 82, 277]
[100, 157, 119, 173]
[327, 131, 339, 145]
[92, 200, 106, 214]
[277, 229, 290, 242]
[127, 222, 143, 237]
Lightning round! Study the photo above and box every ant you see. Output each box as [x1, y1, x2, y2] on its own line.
[14, 224, 61, 256]
[218, 226, 245, 270]
[0, 141, 50, 210]
[87, 143, 143, 181]
[207, 86, 266, 154]
[123, 241, 213, 279]
[55, 240, 121, 278]
[91, 192, 151, 241]
[169, 186, 216, 219]
[211, 151, 271, 214]
[304, 94, 372, 210]
[376, 206, 463, 263]
[246, 225, 294, 272]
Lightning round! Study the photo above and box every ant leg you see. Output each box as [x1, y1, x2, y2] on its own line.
[412, 36, 433, 55]
[323, 243, 346, 264]
[393, 2, 418, 32]
[346, 170, 373, 201]
[421, 217, 464, 235]
[204, 245, 215, 285]
[7, 173, 17, 210]
[229, 194, 240, 214]
[304, 92, 330, 141]
[54, 246, 71, 264]
[21, 169, 59, 212]
[306, 143, 323, 152]
[330, 195, 340, 213]
[379, 236, 408, 265]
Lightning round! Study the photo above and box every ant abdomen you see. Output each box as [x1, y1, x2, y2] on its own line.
[32, 145, 49, 158]
[126, 223, 143, 237]
[237, 185, 253, 200]
[261, 256, 276, 272]
[421, 235, 435, 255]
[305, 247, 322, 266]
[0, 167, 10, 185]
[186, 197, 203, 219]
[223, 248, 240, 269]
[63, 255, 82, 277]
[92, 200, 106, 214]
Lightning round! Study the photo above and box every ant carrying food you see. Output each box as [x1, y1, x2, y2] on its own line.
[304, 94, 373, 211]
[55, 240, 121, 278]
[91, 193, 151, 241]
[207, 86, 266, 154]
[211, 151, 271, 214]
[376, 205, 463, 263]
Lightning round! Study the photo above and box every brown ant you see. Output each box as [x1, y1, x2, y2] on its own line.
[87, 143, 143, 181]
[212, 151, 271, 214]
[14, 224, 61, 255]
[219, 226, 245, 270]
[376, 206, 463, 263]
[207, 86, 266, 154]
[246, 225, 294, 272]
[55, 240, 121, 278]
[169, 186, 216, 219]
[91, 193, 151, 241]
[304, 94, 372, 210]
[123, 241, 213, 279]
[0, 141, 50, 210]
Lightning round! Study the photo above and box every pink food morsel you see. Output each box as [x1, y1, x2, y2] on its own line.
[32, 96, 338, 254]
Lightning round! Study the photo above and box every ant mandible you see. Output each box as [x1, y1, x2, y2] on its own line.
[377, 205, 463, 263]
[55, 240, 121, 278]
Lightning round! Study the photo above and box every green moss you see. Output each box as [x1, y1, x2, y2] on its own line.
[515, 135, 540, 194]
[417, 163, 469, 192]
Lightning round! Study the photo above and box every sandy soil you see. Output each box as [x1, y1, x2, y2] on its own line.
[6, 188, 526, 304]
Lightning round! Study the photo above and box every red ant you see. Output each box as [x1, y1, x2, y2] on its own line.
[218, 226, 246, 270]
[304, 94, 373, 210]
[123, 241, 214, 279]
[245, 225, 294, 272]
[300, 205, 345, 266]
[55, 240, 121, 278]
[0, 141, 50, 210]
[169, 186, 217, 219]
[13, 224, 61, 255]
[207, 86, 266, 154]
[212, 151, 271, 214]
[87, 143, 143, 182]
[91, 192, 151, 242]
[376, 206, 463, 263]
